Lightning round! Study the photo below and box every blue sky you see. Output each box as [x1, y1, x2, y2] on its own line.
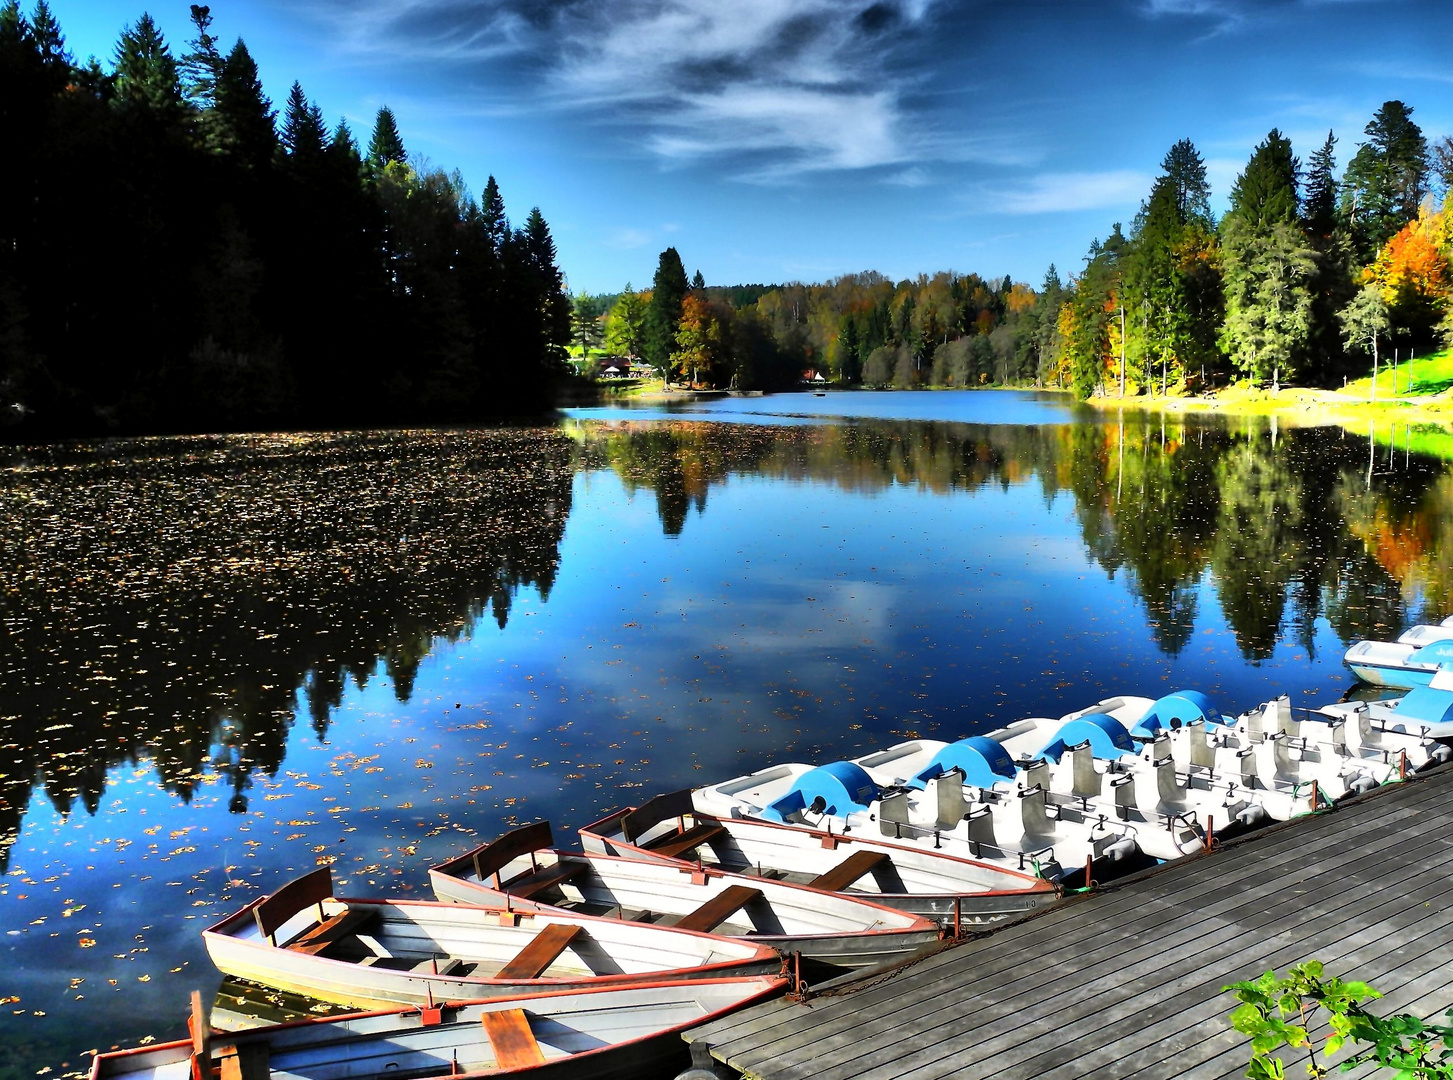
[53, 0, 1453, 294]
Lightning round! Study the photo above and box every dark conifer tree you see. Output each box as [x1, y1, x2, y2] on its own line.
[113, 14, 184, 120]
[645, 247, 689, 379]
[479, 176, 509, 250]
[1302, 132, 1338, 239]
[367, 106, 406, 170]
[28, 1, 68, 88]
[691, 269, 706, 291]
[213, 39, 275, 168]
[180, 4, 222, 108]
[519, 207, 572, 371]
[1226, 129, 1299, 228]
[1302, 132, 1355, 380]
[280, 81, 325, 160]
[1340, 101, 1429, 258]
[1160, 138, 1212, 225]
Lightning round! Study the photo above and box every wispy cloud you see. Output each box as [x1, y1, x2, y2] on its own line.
[1348, 60, 1453, 86]
[546, 0, 945, 180]
[600, 227, 653, 250]
[992, 170, 1152, 214]
[303, 0, 966, 181]
[886, 167, 933, 187]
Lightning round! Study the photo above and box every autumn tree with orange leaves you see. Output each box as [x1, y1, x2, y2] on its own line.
[1363, 206, 1452, 346]
[672, 293, 724, 387]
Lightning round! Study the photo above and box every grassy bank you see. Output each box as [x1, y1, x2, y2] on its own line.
[1080, 347, 1453, 428]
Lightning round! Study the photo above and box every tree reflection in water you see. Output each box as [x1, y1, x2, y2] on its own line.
[0, 430, 574, 872]
[579, 412, 1450, 662]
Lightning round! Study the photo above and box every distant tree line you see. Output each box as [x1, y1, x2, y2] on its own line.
[0, 2, 572, 438]
[577, 100, 1452, 398]
[582, 250, 1045, 391]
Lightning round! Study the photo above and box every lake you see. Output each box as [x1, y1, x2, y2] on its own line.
[1, 390, 1447, 1076]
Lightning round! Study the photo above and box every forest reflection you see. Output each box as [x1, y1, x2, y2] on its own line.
[576, 414, 1452, 660]
[0, 430, 574, 871]
[2, 414, 1448, 874]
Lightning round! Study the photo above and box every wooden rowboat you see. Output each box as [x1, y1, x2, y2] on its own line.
[90, 977, 786, 1080]
[202, 866, 779, 1011]
[429, 822, 942, 974]
[579, 790, 1059, 930]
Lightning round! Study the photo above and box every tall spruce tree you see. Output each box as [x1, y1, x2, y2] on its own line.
[1220, 130, 1316, 388]
[1123, 139, 1222, 395]
[368, 106, 406, 170]
[1340, 101, 1429, 258]
[213, 39, 275, 168]
[280, 81, 325, 159]
[180, 4, 222, 108]
[1302, 132, 1338, 239]
[479, 175, 509, 251]
[114, 14, 184, 119]
[519, 207, 572, 371]
[1160, 138, 1213, 226]
[1301, 131, 1355, 381]
[29, 0, 67, 86]
[645, 247, 689, 381]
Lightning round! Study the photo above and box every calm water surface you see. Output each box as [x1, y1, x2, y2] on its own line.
[1, 391, 1449, 1075]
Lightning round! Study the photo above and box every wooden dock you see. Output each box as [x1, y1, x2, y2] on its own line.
[684, 764, 1453, 1079]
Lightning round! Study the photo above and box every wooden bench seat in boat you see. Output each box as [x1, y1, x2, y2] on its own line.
[807, 850, 889, 893]
[508, 860, 588, 900]
[496, 923, 584, 980]
[481, 1008, 545, 1068]
[283, 907, 377, 955]
[644, 822, 724, 860]
[674, 885, 763, 933]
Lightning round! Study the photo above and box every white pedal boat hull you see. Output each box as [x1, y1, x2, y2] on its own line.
[1344, 638, 1453, 689]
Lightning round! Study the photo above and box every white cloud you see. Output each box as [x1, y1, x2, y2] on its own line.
[995, 170, 1153, 214]
[307, 0, 959, 181]
[544, 0, 937, 178]
[602, 227, 655, 250]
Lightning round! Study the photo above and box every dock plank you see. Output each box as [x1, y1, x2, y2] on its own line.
[686, 768, 1453, 1080]
[706, 815, 1453, 1064]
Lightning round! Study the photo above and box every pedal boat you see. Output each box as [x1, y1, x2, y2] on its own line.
[1344, 637, 1453, 689]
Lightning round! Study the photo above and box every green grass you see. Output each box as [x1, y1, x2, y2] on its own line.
[1340, 346, 1453, 398]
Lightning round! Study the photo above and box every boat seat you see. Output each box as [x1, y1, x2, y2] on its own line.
[497, 923, 584, 980]
[645, 822, 724, 860]
[508, 861, 588, 900]
[215, 1043, 269, 1080]
[808, 850, 889, 892]
[409, 956, 461, 975]
[481, 1008, 545, 1069]
[675, 885, 763, 933]
[283, 907, 378, 955]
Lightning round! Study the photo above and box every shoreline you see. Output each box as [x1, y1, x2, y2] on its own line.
[591, 380, 1453, 431]
[1075, 384, 1453, 428]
